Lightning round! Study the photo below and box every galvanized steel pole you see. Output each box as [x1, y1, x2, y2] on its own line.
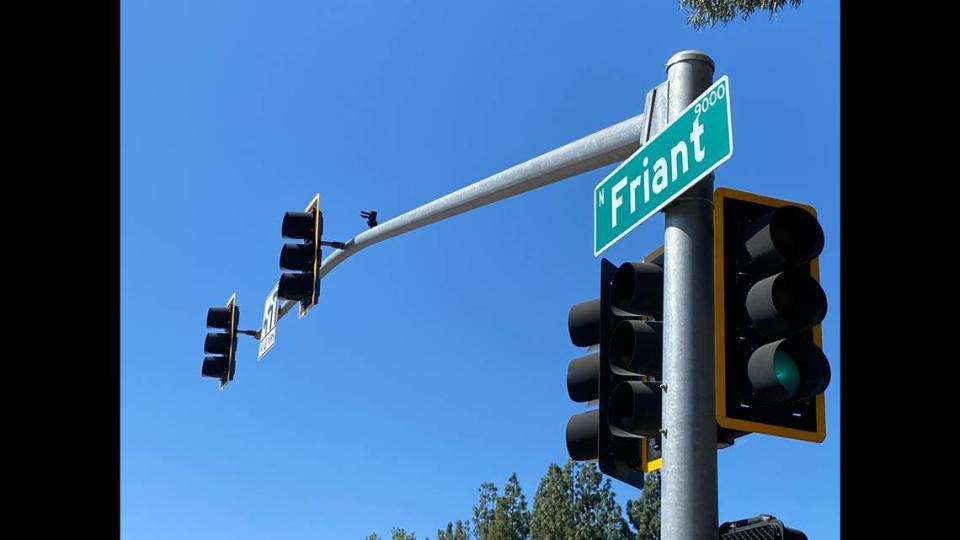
[278, 113, 647, 319]
[660, 50, 718, 539]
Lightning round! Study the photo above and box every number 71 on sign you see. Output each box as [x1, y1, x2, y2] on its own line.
[257, 281, 280, 360]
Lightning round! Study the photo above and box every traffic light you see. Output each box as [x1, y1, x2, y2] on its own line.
[565, 256, 664, 489]
[719, 514, 807, 540]
[715, 187, 830, 442]
[279, 194, 322, 318]
[202, 293, 239, 389]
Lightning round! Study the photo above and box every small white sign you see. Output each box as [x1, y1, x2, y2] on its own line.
[257, 282, 280, 360]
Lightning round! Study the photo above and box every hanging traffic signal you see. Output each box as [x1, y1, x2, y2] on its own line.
[604, 259, 664, 486]
[202, 293, 239, 389]
[279, 194, 322, 319]
[565, 256, 664, 489]
[565, 294, 601, 467]
[715, 188, 830, 442]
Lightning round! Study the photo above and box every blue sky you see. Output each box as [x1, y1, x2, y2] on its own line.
[121, 1, 839, 538]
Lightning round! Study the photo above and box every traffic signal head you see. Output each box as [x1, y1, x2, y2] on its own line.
[715, 188, 830, 441]
[564, 257, 664, 489]
[279, 243, 316, 273]
[278, 272, 315, 303]
[568, 298, 600, 347]
[202, 294, 239, 389]
[611, 262, 663, 316]
[278, 195, 322, 318]
[282, 211, 317, 239]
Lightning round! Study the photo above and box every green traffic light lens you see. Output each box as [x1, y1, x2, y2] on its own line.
[772, 349, 800, 398]
[748, 337, 830, 404]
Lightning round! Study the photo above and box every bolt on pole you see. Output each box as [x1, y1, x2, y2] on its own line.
[660, 50, 718, 540]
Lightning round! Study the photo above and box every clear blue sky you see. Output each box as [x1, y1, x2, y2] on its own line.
[121, 1, 839, 538]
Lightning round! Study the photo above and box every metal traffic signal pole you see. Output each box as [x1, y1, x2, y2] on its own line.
[266, 54, 724, 540]
[275, 112, 650, 320]
[660, 51, 718, 539]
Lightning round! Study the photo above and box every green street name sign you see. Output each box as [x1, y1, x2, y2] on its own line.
[594, 75, 733, 255]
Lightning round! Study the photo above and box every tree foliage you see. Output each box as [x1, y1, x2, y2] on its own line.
[491, 474, 531, 540]
[530, 462, 574, 540]
[627, 471, 661, 540]
[472, 474, 531, 540]
[571, 462, 631, 540]
[370, 461, 662, 540]
[472, 481, 499, 539]
[364, 528, 420, 540]
[679, 0, 802, 28]
[529, 460, 632, 540]
[391, 528, 419, 540]
[437, 520, 471, 540]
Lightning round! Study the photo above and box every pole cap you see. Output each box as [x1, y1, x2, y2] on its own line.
[666, 50, 715, 71]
